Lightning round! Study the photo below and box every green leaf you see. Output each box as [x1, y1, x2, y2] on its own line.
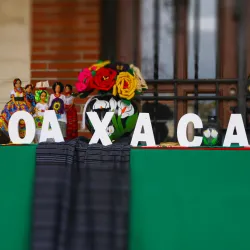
[203, 137, 209, 146]
[122, 99, 131, 106]
[110, 130, 120, 141]
[111, 115, 121, 133]
[128, 69, 134, 76]
[135, 90, 141, 95]
[117, 115, 125, 134]
[79, 89, 93, 98]
[211, 138, 218, 146]
[88, 118, 93, 130]
[91, 71, 96, 76]
[98, 90, 110, 96]
[125, 112, 139, 133]
[97, 60, 103, 63]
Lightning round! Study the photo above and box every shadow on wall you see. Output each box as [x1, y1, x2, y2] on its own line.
[142, 102, 173, 144]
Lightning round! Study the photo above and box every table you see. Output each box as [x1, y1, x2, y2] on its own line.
[1, 146, 250, 250]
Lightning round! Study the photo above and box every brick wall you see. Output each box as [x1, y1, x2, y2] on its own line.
[31, 0, 101, 137]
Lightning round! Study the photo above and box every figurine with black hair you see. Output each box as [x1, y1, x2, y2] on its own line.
[64, 84, 78, 140]
[49, 82, 67, 137]
[33, 82, 49, 142]
[0, 78, 30, 138]
[24, 84, 36, 114]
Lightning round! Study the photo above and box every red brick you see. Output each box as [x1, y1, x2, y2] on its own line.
[47, 89, 53, 95]
[32, 53, 82, 61]
[33, 32, 98, 40]
[32, 0, 100, 135]
[31, 79, 78, 86]
[33, 1, 99, 9]
[33, 9, 98, 16]
[31, 63, 47, 70]
[32, 27, 48, 34]
[49, 44, 99, 52]
[32, 45, 47, 53]
[48, 62, 90, 70]
[77, 114, 83, 121]
[75, 105, 81, 113]
[33, 14, 99, 22]
[74, 98, 88, 105]
[83, 53, 99, 60]
[33, 18, 86, 27]
[33, 36, 95, 43]
[84, 37, 99, 43]
[31, 71, 79, 79]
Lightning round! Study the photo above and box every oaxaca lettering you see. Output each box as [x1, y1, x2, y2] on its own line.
[8, 111, 249, 147]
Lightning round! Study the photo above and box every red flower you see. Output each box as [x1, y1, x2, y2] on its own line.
[89, 67, 117, 91]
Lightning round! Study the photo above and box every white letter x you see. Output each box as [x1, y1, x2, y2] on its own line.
[87, 112, 114, 146]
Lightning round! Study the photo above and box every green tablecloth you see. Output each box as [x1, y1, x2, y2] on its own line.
[0, 145, 36, 250]
[1, 146, 250, 250]
[129, 149, 250, 250]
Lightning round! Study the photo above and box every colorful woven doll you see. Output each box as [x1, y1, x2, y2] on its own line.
[33, 88, 49, 142]
[64, 84, 78, 140]
[49, 82, 67, 138]
[24, 84, 36, 114]
[0, 78, 30, 138]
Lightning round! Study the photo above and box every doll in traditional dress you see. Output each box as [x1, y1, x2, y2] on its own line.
[24, 84, 36, 114]
[64, 84, 78, 140]
[0, 78, 30, 135]
[33, 90, 49, 142]
[49, 82, 67, 137]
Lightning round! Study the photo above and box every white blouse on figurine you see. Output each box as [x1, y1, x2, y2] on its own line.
[49, 94, 67, 123]
[33, 103, 49, 118]
[10, 90, 24, 98]
[64, 95, 74, 105]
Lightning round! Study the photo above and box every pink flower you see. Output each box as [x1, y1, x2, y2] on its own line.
[75, 81, 88, 92]
[75, 68, 92, 92]
[78, 68, 92, 82]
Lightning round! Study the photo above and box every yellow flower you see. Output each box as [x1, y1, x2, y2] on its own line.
[89, 60, 110, 71]
[130, 64, 148, 92]
[113, 72, 137, 100]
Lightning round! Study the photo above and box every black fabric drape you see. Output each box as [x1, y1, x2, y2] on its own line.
[31, 138, 130, 250]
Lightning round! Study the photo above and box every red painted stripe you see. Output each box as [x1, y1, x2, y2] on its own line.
[133, 147, 250, 151]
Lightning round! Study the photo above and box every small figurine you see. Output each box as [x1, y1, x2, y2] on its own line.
[64, 84, 78, 140]
[0, 78, 30, 137]
[49, 82, 67, 138]
[33, 88, 49, 142]
[24, 84, 36, 114]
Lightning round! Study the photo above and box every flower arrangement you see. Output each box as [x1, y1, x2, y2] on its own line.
[75, 60, 148, 103]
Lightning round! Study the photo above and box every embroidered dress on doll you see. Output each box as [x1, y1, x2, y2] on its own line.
[34, 102, 49, 142]
[26, 92, 36, 111]
[64, 84, 78, 140]
[0, 78, 30, 137]
[33, 84, 49, 142]
[24, 84, 36, 114]
[49, 82, 67, 137]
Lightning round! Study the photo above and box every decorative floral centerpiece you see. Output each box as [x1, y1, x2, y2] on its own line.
[75, 60, 148, 101]
[75, 60, 148, 141]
